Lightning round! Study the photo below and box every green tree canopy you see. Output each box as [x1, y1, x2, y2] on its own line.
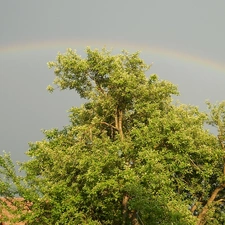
[0, 47, 224, 225]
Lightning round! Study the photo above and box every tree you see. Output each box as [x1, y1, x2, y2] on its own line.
[0, 47, 224, 224]
[194, 101, 225, 225]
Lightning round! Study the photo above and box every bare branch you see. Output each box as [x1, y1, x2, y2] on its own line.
[100, 121, 118, 130]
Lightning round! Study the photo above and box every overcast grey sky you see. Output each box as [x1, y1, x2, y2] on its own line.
[0, 0, 224, 161]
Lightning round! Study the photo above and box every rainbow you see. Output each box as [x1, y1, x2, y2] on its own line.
[0, 39, 224, 73]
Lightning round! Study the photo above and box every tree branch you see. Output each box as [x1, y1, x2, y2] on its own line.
[100, 122, 118, 131]
[197, 183, 225, 225]
[189, 158, 202, 172]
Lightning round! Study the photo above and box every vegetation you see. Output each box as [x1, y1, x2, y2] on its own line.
[0, 47, 224, 225]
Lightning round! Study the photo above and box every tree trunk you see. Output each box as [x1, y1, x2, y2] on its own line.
[130, 210, 140, 225]
[115, 107, 124, 141]
[118, 109, 124, 141]
[122, 194, 129, 225]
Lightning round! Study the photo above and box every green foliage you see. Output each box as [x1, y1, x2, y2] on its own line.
[0, 47, 224, 225]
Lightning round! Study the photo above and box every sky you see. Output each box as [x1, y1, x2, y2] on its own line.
[0, 0, 224, 162]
